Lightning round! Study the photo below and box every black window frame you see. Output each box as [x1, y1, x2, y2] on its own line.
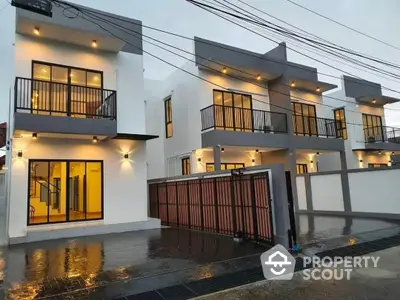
[181, 157, 191, 175]
[206, 162, 245, 172]
[296, 164, 308, 174]
[334, 108, 348, 140]
[164, 97, 173, 138]
[27, 159, 104, 226]
[363, 113, 383, 142]
[291, 102, 318, 136]
[368, 163, 388, 168]
[32, 60, 104, 89]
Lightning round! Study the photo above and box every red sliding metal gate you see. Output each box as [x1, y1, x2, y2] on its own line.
[149, 172, 274, 244]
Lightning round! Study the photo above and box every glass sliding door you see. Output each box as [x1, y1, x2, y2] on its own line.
[28, 160, 103, 225]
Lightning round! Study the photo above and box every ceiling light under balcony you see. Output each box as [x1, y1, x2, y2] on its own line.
[316, 87, 321, 92]
[92, 40, 98, 48]
[257, 75, 262, 81]
[33, 27, 40, 36]
[92, 136, 98, 143]
[32, 133, 38, 140]
[372, 98, 376, 104]
[290, 81, 296, 88]
[222, 67, 227, 74]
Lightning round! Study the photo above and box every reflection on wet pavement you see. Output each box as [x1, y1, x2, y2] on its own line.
[0, 228, 268, 299]
[297, 214, 400, 255]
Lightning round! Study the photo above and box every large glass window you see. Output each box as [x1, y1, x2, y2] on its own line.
[28, 160, 103, 225]
[206, 163, 245, 172]
[368, 163, 388, 168]
[363, 113, 383, 142]
[165, 97, 173, 138]
[213, 90, 253, 131]
[32, 61, 103, 117]
[292, 102, 317, 136]
[334, 108, 348, 140]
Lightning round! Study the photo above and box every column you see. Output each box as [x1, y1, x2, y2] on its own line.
[213, 146, 221, 171]
[340, 151, 352, 212]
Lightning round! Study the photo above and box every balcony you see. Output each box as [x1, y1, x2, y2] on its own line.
[292, 115, 340, 138]
[364, 126, 400, 144]
[13, 77, 118, 137]
[201, 104, 288, 133]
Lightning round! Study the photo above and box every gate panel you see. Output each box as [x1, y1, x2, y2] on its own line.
[148, 171, 274, 244]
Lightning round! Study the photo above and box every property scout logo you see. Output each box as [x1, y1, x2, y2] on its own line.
[261, 244, 380, 281]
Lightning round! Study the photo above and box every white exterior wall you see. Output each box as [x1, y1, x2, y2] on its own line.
[349, 169, 400, 214]
[296, 176, 307, 210]
[14, 35, 145, 135]
[9, 137, 148, 239]
[145, 61, 270, 178]
[310, 174, 344, 211]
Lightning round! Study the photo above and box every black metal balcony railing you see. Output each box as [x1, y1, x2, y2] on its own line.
[201, 104, 288, 133]
[364, 126, 400, 144]
[292, 115, 340, 138]
[14, 77, 117, 120]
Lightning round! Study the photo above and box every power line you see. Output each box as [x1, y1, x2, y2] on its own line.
[188, 0, 400, 80]
[50, 0, 396, 129]
[186, 0, 400, 95]
[49, 0, 400, 97]
[286, 0, 400, 52]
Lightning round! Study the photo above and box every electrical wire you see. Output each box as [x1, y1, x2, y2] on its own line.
[286, 0, 400, 52]
[49, 0, 400, 96]
[48, 0, 396, 130]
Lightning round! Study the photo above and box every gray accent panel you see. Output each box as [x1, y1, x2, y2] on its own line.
[9, 218, 161, 245]
[304, 175, 313, 211]
[14, 113, 117, 136]
[16, 3, 143, 55]
[201, 130, 290, 149]
[286, 61, 318, 82]
[291, 135, 345, 151]
[213, 145, 221, 171]
[343, 75, 382, 98]
[340, 151, 352, 212]
[364, 142, 400, 151]
[194, 37, 284, 80]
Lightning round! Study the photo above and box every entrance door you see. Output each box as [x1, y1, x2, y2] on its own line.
[28, 160, 103, 225]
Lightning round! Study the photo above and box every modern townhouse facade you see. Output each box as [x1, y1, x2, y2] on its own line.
[0, 1, 159, 244]
[146, 37, 349, 183]
[319, 76, 400, 170]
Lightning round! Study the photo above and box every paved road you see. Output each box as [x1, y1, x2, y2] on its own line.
[196, 246, 400, 300]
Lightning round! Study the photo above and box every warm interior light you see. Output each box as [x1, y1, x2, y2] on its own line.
[222, 67, 227, 74]
[372, 98, 376, 104]
[316, 87, 321, 92]
[257, 75, 261, 81]
[33, 27, 40, 36]
[290, 81, 296, 87]
[92, 136, 98, 143]
[70, 73, 74, 77]
[32, 133, 37, 140]
[93, 76, 98, 81]
[92, 40, 98, 48]
[42, 68, 47, 73]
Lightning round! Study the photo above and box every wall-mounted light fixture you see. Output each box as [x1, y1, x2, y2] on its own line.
[221, 148, 225, 152]
[290, 81, 296, 88]
[92, 136, 98, 143]
[32, 133, 37, 140]
[257, 74, 261, 81]
[359, 159, 363, 163]
[255, 149, 259, 153]
[33, 27, 40, 36]
[222, 67, 227, 74]
[392, 151, 395, 155]
[251, 159, 255, 163]
[316, 87, 321, 92]
[316, 152, 320, 156]
[372, 98, 376, 104]
[91, 40, 98, 48]
[197, 157, 202, 162]
[378, 150, 382, 155]
[124, 153, 129, 160]
[17, 150, 23, 159]
[310, 160, 314, 164]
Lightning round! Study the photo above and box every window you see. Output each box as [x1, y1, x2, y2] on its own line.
[206, 163, 245, 172]
[292, 102, 317, 136]
[296, 164, 308, 174]
[213, 90, 252, 131]
[164, 97, 173, 138]
[28, 160, 103, 225]
[181, 157, 191, 175]
[368, 163, 388, 168]
[334, 108, 348, 139]
[363, 113, 383, 142]
[31, 61, 104, 117]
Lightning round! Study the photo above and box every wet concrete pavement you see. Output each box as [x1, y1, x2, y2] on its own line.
[196, 245, 400, 300]
[0, 214, 400, 299]
[0, 228, 268, 299]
